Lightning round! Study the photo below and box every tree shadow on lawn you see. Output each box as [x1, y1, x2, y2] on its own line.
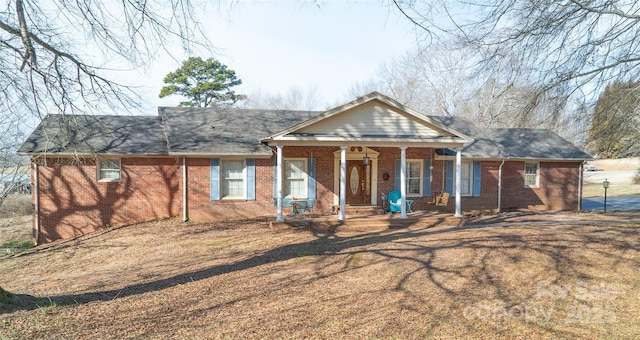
[3, 216, 638, 333]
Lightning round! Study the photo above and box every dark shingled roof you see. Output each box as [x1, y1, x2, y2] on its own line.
[18, 109, 591, 161]
[429, 116, 592, 160]
[18, 114, 168, 155]
[159, 107, 319, 155]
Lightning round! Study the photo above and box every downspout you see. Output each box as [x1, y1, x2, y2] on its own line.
[33, 160, 39, 245]
[497, 158, 505, 213]
[182, 157, 188, 221]
[578, 161, 585, 211]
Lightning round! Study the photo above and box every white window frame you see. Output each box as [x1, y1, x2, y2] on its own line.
[405, 159, 423, 197]
[221, 159, 246, 199]
[97, 159, 121, 182]
[524, 162, 540, 188]
[283, 158, 308, 199]
[453, 161, 473, 196]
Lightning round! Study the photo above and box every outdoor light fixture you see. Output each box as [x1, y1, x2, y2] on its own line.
[363, 151, 370, 166]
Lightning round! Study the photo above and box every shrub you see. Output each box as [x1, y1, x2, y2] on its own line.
[633, 171, 640, 185]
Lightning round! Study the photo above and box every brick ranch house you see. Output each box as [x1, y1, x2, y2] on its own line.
[19, 92, 591, 244]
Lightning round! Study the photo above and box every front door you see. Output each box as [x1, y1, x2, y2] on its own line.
[346, 161, 371, 204]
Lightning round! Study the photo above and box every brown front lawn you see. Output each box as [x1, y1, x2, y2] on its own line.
[1, 212, 639, 339]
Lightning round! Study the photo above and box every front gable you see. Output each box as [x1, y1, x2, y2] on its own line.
[295, 100, 454, 138]
[264, 92, 472, 147]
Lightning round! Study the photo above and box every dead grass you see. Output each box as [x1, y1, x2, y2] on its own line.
[590, 157, 640, 172]
[0, 194, 32, 247]
[582, 182, 640, 198]
[0, 194, 31, 219]
[0, 212, 639, 339]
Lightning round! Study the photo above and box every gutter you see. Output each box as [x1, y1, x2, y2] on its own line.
[498, 158, 506, 213]
[182, 157, 188, 222]
[33, 161, 39, 245]
[578, 161, 585, 211]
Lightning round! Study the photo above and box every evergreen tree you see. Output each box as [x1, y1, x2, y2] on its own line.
[159, 57, 243, 107]
[589, 82, 640, 158]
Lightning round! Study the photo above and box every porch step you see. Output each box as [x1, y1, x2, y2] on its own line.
[269, 214, 466, 232]
[341, 205, 383, 217]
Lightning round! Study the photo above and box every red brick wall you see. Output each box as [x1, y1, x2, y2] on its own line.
[450, 160, 581, 212]
[35, 151, 583, 243]
[36, 157, 181, 244]
[185, 157, 277, 221]
[186, 147, 338, 220]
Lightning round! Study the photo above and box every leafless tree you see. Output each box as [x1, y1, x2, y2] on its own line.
[390, 0, 640, 147]
[243, 85, 325, 111]
[393, 0, 640, 100]
[1, 0, 209, 118]
[0, 0, 211, 201]
[0, 113, 28, 209]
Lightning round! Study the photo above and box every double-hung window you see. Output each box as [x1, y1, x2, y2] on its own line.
[98, 159, 121, 181]
[222, 160, 245, 199]
[396, 159, 431, 197]
[211, 158, 255, 201]
[460, 162, 472, 196]
[284, 159, 307, 198]
[406, 160, 422, 196]
[524, 162, 540, 188]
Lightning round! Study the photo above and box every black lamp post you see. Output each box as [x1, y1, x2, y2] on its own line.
[603, 178, 609, 213]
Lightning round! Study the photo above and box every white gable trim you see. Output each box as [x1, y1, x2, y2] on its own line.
[262, 92, 473, 145]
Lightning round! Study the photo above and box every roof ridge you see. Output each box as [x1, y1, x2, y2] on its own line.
[158, 107, 323, 114]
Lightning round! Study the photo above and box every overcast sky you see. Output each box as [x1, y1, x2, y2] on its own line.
[126, 1, 419, 111]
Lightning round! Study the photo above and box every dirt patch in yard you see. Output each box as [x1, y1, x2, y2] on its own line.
[1, 212, 639, 339]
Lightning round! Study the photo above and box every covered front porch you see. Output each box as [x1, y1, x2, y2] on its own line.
[261, 92, 474, 222]
[270, 145, 467, 222]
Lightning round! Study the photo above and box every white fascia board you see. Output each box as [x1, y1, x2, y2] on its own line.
[270, 135, 469, 143]
[264, 140, 466, 149]
[434, 155, 591, 162]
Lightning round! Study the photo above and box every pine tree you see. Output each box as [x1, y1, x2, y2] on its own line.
[159, 57, 243, 108]
[589, 82, 640, 158]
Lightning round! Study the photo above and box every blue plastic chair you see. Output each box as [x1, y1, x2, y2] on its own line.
[388, 191, 401, 213]
[388, 190, 414, 213]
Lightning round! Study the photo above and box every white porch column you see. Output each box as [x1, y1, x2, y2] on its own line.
[338, 146, 347, 221]
[455, 148, 462, 217]
[182, 157, 188, 222]
[276, 145, 284, 222]
[400, 146, 408, 218]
